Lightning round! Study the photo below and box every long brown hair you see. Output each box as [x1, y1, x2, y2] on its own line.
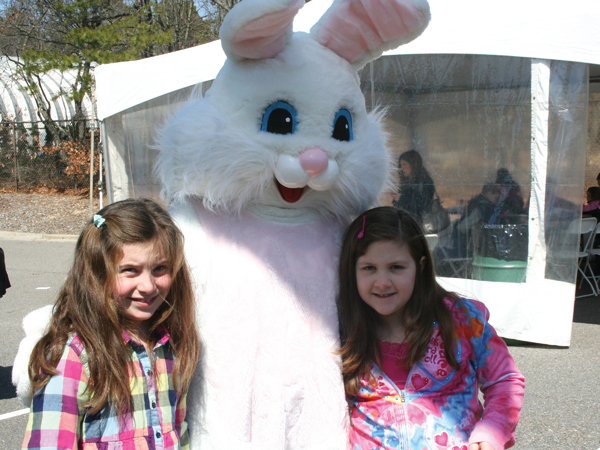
[337, 206, 460, 395]
[28, 198, 200, 413]
[399, 149, 430, 184]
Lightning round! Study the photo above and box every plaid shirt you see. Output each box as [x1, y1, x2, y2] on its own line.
[22, 327, 189, 450]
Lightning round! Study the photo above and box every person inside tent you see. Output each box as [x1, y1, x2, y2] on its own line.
[392, 150, 437, 225]
[489, 168, 526, 224]
[583, 186, 600, 221]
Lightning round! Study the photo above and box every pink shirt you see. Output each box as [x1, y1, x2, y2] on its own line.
[583, 199, 600, 212]
[379, 340, 410, 390]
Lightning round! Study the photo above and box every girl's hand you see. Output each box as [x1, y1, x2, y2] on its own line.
[469, 443, 496, 450]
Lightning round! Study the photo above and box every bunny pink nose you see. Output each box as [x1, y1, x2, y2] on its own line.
[298, 147, 328, 177]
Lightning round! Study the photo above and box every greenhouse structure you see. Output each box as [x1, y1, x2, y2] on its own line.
[0, 57, 94, 123]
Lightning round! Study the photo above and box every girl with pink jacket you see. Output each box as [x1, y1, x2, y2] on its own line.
[337, 207, 525, 450]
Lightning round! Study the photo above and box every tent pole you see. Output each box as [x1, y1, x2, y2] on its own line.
[12, 121, 17, 193]
[90, 126, 95, 216]
[527, 59, 551, 283]
[99, 151, 103, 208]
[100, 121, 113, 204]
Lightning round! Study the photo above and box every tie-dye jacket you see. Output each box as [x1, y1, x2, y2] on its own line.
[349, 298, 524, 450]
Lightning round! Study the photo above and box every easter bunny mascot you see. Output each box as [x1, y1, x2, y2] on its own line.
[12, 0, 430, 449]
[155, 0, 430, 448]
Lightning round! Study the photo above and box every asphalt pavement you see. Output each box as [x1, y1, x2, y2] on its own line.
[0, 231, 599, 450]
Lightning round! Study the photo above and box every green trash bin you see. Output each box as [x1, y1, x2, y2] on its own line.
[472, 224, 528, 283]
[471, 255, 527, 283]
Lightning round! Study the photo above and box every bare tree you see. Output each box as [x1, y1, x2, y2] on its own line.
[153, 0, 219, 52]
[0, 0, 216, 139]
[211, 0, 238, 23]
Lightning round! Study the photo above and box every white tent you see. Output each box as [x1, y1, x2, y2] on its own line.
[96, 0, 600, 120]
[94, 0, 600, 346]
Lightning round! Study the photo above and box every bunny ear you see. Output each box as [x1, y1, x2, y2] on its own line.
[220, 0, 305, 61]
[311, 0, 431, 69]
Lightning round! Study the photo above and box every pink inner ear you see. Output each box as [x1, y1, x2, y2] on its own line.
[316, 0, 428, 64]
[229, 0, 304, 60]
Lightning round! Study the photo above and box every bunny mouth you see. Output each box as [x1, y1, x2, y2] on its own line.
[276, 180, 304, 203]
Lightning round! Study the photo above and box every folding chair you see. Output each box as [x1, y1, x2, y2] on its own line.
[433, 223, 473, 279]
[584, 221, 600, 295]
[576, 217, 597, 298]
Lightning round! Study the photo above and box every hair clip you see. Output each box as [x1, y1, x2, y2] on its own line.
[357, 216, 366, 238]
[93, 214, 106, 228]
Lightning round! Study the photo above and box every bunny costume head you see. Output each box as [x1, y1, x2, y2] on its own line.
[157, 0, 430, 221]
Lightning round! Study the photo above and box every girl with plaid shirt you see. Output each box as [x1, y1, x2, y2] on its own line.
[22, 199, 200, 450]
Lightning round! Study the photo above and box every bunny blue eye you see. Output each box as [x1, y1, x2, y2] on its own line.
[262, 101, 297, 135]
[333, 109, 353, 142]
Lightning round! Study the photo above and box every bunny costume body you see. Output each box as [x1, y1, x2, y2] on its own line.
[12, 0, 431, 449]
[171, 200, 348, 449]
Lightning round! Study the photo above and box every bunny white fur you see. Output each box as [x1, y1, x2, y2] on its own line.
[155, 0, 430, 448]
[156, 35, 379, 449]
[12, 305, 53, 406]
[154, 0, 432, 448]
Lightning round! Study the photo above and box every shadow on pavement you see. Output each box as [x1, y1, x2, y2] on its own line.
[572, 293, 600, 325]
[0, 365, 17, 400]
